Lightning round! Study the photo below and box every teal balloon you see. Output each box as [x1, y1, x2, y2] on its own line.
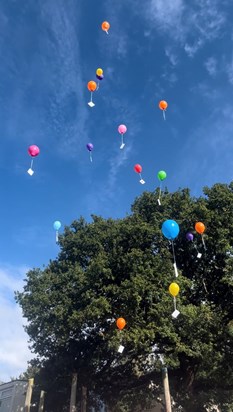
[157, 170, 167, 181]
[162, 220, 179, 240]
[53, 221, 61, 231]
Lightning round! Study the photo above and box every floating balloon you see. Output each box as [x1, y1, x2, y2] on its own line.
[118, 124, 127, 149]
[87, 81, 97, 107]
[169, 282, 180, 297]
[157, 170, 167, 181]
[27, 145, 40, 176]
[134, 164, 145, 184]
[169, 283, 180, 319]
[159, 100, 168, 120]
[116, 317, 126, 330]
[102, 21, 110, 34]
[96, 74, 104, 81]
[96, 68, 103, 76]
[186, 232, 194, 241]
[162, 220, 179, 278]
[195, 222, 205, 234]
[162, 220, 179, 240]
[157, 170, 167, 205]
[86, 143, 94, 162]
[195, 222, 206, 250]
[53, 220, 61, 243]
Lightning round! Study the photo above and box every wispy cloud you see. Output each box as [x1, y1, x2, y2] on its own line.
[145, 0, 226, 56]
[0, 265, 33, 381]
[204, 57, 217, 77]
[165, 48, 178, 66]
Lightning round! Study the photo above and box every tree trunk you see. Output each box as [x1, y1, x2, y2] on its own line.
[81, 386, 87, 412]
[69, 373, 78, 412]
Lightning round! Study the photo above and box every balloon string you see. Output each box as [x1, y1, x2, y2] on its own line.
[121, 135, 124, 146]
[56, 231, 58, 243]
[201, 234, 206, 250]
[171, 241, 178, 277]
[163, 110, 166, 120]
[90, 92, 93, 102]
[173, 297, 177, 311]
[96, 82, 99, 91]
[202, 279, 208, 293]
[158, 183, 162, 202]
[106, 30, 109, 35]
[90, 152, 92, 162]
[30, 159, 33, 169]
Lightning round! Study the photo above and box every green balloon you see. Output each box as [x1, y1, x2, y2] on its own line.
[157, 170, 167, 181]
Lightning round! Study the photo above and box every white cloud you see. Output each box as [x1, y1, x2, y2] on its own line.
[146, 0, 226, 56]
[204, 57, 217, 77]
[165, 48, 178, 66]
[0, 265, 33, 382]
[226, 55, 233, 85]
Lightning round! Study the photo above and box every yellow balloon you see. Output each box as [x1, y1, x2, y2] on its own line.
[169, 282, 180, 297]
[96, 68, 103, 76]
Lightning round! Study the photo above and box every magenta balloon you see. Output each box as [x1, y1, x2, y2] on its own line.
[28, 145, 40, 157]
[118, 124, 127, 135]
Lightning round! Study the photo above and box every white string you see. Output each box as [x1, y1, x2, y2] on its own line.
[163, 110, 166, 120]
[90, 152, 92, 162]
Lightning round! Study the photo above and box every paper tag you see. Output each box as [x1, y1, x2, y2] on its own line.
[173, 263, 178, 277]
[118, 345, 125, 353]
[120, 143, 125, 149]
[172, 309, 180, 319]
[27, 168, 34, 176]
[88, 101, 95, 107]
[197, 252, 202, 259]
[140, 179, 145, 184]
[157, 199, 161, 206]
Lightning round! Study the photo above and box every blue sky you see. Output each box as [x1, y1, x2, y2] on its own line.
[1, 0, 233, 381]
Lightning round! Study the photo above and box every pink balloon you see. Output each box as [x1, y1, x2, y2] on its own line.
[118, 124, 127, 135]
[28, 145, 40, 157]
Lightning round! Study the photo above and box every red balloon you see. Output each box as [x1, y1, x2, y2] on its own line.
[134, 164, 142, 174]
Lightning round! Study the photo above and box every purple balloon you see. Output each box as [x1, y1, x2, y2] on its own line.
[86, 143, 94, 152]
[186, 232, 194, 241]
[96, 74, 104, 80]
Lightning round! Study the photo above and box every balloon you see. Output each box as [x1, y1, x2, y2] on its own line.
[195, 222, 205, 234]
[186, 232, 194, 241]
[134, 164, 142, 174]
[157, 170, 167, 181]
[169, 282, 180, 297]
[86, 143, 94, 152]
[159, 100, 168, 110]
[96, 74, 104, 81]
[116, 317, 126, 330]
[118, 124, 127, 135]
[87, 81, 97, 92]
[96, 68, 103, 76]
[28, 145, 40, 157]
[162, 220, 180, 240]
[53, 221, 61, 231]
[102, 21, 110, 32]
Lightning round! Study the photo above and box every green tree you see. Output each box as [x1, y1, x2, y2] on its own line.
[16, 183, 233, 411]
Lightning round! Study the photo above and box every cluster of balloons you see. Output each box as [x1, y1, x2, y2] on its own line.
[161, 219, 207, 318]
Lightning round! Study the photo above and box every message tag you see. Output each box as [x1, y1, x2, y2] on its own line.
[172, 309, 180, 319]
[120, 143, 125, 149]
[27, 168, 34, 176]
[197, 252, 202, 259]
[157, 199, 161, 206]
[88, 101, 95, 107]
[140, 179, 145, 185]
[118, 345, 125, 353]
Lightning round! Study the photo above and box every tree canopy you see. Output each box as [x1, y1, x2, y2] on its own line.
[16, 183, 233, 411]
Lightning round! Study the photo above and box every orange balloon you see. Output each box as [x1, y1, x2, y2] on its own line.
[87, 81, 97, 92]
[116, 317, 126, 330]
[159, 100, 168, 110]
[102, 21, 110, 31]
[195, 222, 206, 234]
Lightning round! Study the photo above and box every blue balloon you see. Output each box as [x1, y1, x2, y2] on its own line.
[53, 221, 61, 231]
[162, 220, 180, 240]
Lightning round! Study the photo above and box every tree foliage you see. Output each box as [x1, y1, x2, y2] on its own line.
[16, 183, 233, 411]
